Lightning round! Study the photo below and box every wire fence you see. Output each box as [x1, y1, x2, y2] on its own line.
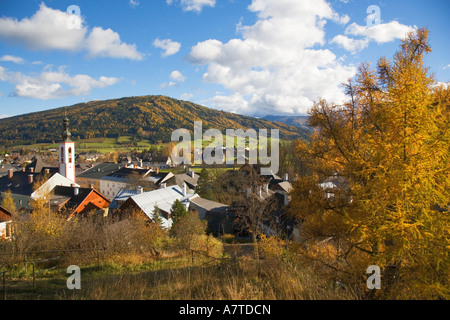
[0, 244, 256, 299]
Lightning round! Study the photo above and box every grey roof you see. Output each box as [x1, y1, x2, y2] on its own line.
[190, 197, 228, 212]
[102, 167, 151, 182]
[175, 173, 199, 188]
[0, 170, 57, 196]
[76, 163, 123, 179]
[109, 189, 140, 209]
[125, 185, 198, 229]
[276, 181, 292, 193]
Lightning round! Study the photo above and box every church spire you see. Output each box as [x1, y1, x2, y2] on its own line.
[62, 115, 72, 142]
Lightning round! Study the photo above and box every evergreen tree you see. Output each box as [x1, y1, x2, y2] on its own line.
[170, 200, 188, 224]
[152, 206, 164, 228]
[197, 167, 213, 200]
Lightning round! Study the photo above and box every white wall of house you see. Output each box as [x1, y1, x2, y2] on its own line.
[99, 180, 128, 199]
[0, 221, 12, 240]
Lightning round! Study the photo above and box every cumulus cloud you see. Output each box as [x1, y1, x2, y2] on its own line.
[86, 27, 142, 60]
[170, 70, 186, 83]
[331, 35, 369, 53]
[0, 65, 120, 100]
[332, 21, 416, 54]
[345, 21, 416, 43]
[0, 3, 142, 60]
[0, 55, 26, 64]
[180, 93, 194, 101]
[161, 70, 186, 88]
[153, 38, 181, 57]
[166, 0, 216, 13]
[188, 0, 355, 115]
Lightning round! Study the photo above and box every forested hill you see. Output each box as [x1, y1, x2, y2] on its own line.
[0, 95, 310, 147]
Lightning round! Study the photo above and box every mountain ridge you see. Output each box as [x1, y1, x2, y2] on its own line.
[0, 95, 310, 147]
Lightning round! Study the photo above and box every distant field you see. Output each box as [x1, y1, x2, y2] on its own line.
[14, 136, 163, 154]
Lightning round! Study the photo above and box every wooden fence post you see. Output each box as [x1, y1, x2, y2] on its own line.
[32, 263, 36, 292]
[1, 271, 6, 300]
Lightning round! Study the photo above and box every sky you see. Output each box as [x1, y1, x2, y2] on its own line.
[0, 0, 449, 119]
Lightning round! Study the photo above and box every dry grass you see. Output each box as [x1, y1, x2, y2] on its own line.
[61, 255, 358, 300]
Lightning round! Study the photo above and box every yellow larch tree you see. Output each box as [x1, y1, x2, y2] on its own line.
[291, 28, 449, 299]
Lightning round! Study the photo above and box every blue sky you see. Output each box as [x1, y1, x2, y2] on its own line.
[0, 0, 449, 119]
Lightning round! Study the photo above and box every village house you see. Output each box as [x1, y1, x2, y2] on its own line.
[143, 154, 172, 169]
[99, 167, 153, 199]
[174, 171, 199, 190]
[118, 184, 198, 229]
[0, 167, 79, 210]
[76, 162, 123, 192]
[0, 206, 13, 240]
[49, 185, 110, 220]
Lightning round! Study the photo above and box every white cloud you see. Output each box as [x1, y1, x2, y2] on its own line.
[345, 21, 416, 43]
[166, 0, 216, 13]
[180, 93, 194, 101]
[443, 64, 450, 70]
[169, 70, 186, 83]
[0, 3, 86, 51]
[161, 70, 186, 88]
[0, 3, 142, 60]
[188, 0, 355, 115]
[153, 38, 181, 57]
[331, 21, 416, 54]
[129, 0, 139, 8]
[86, 27, 143, 60]
[0, 65, 120, 100]
[0, 55, 26, 64]
[331, 35, 369, 53]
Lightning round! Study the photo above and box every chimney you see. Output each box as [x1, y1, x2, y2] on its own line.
[284, 193, 290, 206]
[90, 183, 94, 189]
[137, 186, 143, 194]
[190, 171, 195, 178]
[22, 167, 25, 172]
[182, 183, 187, 196]
[28, 174, 33, 184]
[257, 186, 262, 198]
[264, 183, 269, 194]
[74, 186, 79, 196]
[44, 168, 50, 174]
[246, 188, 252, 198]
[29, 167, 34, 173]
[284, 173, 289, 182]
[146, 165, 150, 170]
[8, 169, 13, 179]
[156, 167, 160, 174]
[161, 183, 167, 189]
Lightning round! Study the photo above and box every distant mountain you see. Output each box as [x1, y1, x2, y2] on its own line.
[0, 95, 311, 147]
[262, 115, 311, 131]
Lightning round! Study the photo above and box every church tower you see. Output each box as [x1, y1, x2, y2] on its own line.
[59, 116, 76, 182]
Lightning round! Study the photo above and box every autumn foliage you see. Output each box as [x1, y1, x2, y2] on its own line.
[291, 28, 449, 299]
